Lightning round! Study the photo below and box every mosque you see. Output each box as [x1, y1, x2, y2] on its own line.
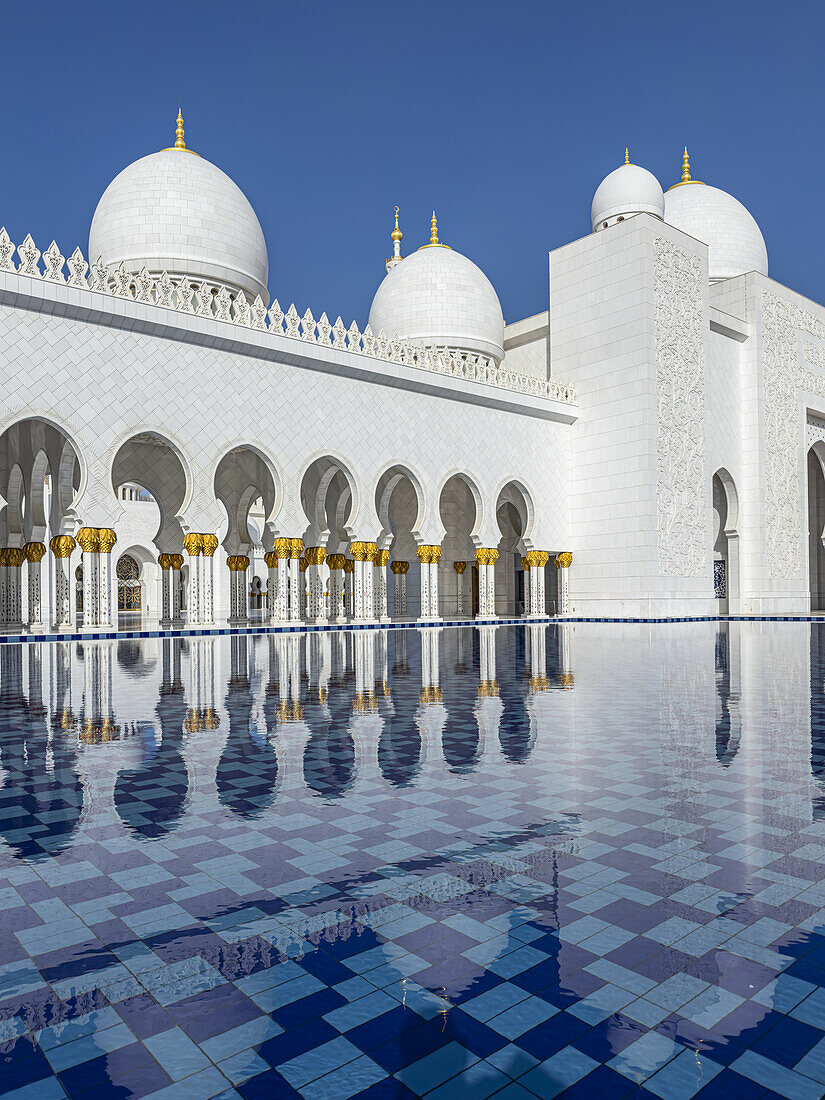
[0, 112, 820, 633]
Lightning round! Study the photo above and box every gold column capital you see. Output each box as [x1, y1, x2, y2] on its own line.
[343, 558, 355, 574]
[417, 544, 442, 564]
[98, 528, 117, 554]
[50, 534, 76, 559]
[555, 552, 573, 569]
[227, 555, 250, 572]
[305, 546, 327, 565]
[374, 549, 390, 567]
[390, 560, 409, 574]
[475, 548, 499, 566]
[298, 556, 308, 573]
[327, 554, 346, 570]
[2, 547, 24, 567]
[24, 541, 46, 563]
[289, 538, 305, 559]
[273, 538, 291, 559]
[201, 534, 218, 557]
[524, 550, 550, 569]
[264, 550, 278, 568]
[158, 553, 175, 570]
[453, 561, 466, 574]
[350, 541, 377, 562]
[77, 527, 100, 553]
[183, 532, 203, 556]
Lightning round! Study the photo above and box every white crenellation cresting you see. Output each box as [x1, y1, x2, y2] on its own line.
[0, 229, 576, 406]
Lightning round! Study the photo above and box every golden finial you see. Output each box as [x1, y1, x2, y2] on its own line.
[391, 206, 403, 244]
[624, 148, 630, 165]
[667, 145, 703, 190]
[174, 109, 186, 150]
[430, 211, 439, 246]
[681, 146, 691, 183]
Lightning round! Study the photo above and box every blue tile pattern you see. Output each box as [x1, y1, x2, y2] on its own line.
[3, 622, 825, 1097]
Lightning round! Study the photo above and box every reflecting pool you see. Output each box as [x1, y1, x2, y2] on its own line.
[2, 622, 825, 1098]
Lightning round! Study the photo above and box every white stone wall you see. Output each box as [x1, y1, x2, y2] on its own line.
[0, 268, 572, 625]
[502, 312, 549, 381]
[549, 214, 714, 615]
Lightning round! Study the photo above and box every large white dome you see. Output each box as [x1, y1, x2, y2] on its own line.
[369, 235, 504, 364]
[89, 137, 269, 304]
[664, 181, 767, 282]
[591, 160, 664, 231]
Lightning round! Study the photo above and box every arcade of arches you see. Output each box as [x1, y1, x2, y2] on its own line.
[0, 418, 572, 632]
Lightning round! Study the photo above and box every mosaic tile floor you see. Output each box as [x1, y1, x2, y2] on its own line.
[2, 622, 825, 1098]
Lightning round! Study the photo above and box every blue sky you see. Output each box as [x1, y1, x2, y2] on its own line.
[2, 0, 822, 325]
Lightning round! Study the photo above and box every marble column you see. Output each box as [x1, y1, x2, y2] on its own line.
[201, 535, 218, 625]
[227, 555, 250, 624]
[350, 542, 377, 621]
[183, 533, 203, 625]
[343, 558, 355, 617]
[327, 555, 347, 622]
[97, 529, 117, 628]
[373, 549, 390, 622]
[273, 538, 291, 622]
[159, 554, 175, 626]
[288, 539, 304, 623]
[50, 535, 76, 630]
[454, 561, 466, 616]
[474, 548, 498, 619]
[170, 554, 184, 626]
[24, 542, 46, 629]
[416, 545, 441, 621]
[391, 561, 408, 618]
[525, 551, 550, 617]
[555, 552, 572, 615]
[0, 548, 25, 628]
[304, 547, 327, 624]
[264, 551, 278, 622]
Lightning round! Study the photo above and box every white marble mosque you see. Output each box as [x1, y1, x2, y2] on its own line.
[0, 114, 823, 634]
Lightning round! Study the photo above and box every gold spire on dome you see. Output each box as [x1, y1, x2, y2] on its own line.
[668, 145, 703, 189]
[163, 108, 199, 155]
[624, 148, 630, 165]
[416, 209, 451, 250]
[175, 109, 186, 149]
[391, 206, 403, 244]
[430, 211, 440, 245]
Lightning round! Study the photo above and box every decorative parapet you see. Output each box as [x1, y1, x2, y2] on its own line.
[0, 229, 576, 406]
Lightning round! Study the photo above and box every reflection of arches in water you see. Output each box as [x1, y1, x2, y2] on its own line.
[378, 681, 421, 787]
[498, 629, 534, 764]
[715, 628, 741, 767]
[303, 691, 355, 799]
[115, 715, 188, 839]
[0, 652, 83, 859]
[442, 629, 479, 773]
[218, 678, 278, 819]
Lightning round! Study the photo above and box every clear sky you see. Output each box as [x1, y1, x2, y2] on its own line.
[2, 0, 822, 326]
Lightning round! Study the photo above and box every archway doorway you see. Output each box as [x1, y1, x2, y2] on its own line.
[809, 447, 825, 612]
[712, 469, 739, 614]
[117, 554, 141, 611]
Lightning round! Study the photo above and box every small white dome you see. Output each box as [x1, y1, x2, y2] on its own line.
[89, 144, 269, 303]
[591, 161, 664, 232]
[664, 182, 767, 282]
[369, 240, 504, 364]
